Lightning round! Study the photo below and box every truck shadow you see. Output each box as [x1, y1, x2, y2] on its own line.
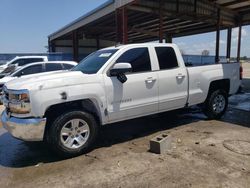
[0, 107, 248, 168]
[96, 109, 205, 148]
[0, 109, 204, 168]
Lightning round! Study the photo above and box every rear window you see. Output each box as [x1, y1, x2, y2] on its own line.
[155, 47, 178, 70]
[17, 58, 44, 66]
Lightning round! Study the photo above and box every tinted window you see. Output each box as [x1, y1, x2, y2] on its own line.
[116, 48, 151, 73]
[45, 63, 63, 72]
[63, 63, 75, 70]
[14, 64, 43, 77]
[10, 59, 25, 66]
[155, 47, 178, 70]
[17, 58, 44, 66]
[72, 49, 118, 74]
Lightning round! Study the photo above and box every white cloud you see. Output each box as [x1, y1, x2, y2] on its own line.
[232, 28, 248, 43]
[176, 40, 219, 55]
[219, 40, 226, 44]
[174, 26, 250, 56]
[232, 28, 247, 37]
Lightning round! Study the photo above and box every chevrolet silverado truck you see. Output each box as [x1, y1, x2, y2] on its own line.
[1, 44, 241, 157]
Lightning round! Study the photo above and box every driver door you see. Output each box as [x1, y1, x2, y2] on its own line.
[104, 47, 158, 122]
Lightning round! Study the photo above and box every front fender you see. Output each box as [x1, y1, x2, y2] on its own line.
[29, 83, 106, 121]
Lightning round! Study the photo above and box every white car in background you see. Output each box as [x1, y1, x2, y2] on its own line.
[0, 56, 48, 73]
[0, 61, 77, 91]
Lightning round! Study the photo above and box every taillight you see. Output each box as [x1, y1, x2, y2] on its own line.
[240, 65, 243, 80]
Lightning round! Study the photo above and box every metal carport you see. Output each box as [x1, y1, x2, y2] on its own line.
[48, 0, 250, 62]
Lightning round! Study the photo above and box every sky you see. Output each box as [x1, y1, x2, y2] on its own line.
[0, 0, 249, 57]
[174, 27, 250, 57]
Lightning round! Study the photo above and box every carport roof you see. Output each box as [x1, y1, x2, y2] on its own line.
[48, 0, 250, 42]
[48, 0, 134, 41]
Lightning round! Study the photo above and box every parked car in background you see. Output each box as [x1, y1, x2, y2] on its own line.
[0, 56, 48, 74]
[0, 61, 77, 92]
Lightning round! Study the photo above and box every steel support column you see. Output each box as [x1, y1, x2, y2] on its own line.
[226, 28, 232, 62]
[73, 30, 79, 62]
[96, 37, 100, 50]
[116, 9, 122, 44]
[215, 28, 220, 63]
[194, 0, 197, 13]
[165, 34, 172, 43]
[237, 24, 242, 62]
[215, 9, 221, 63]
[49, 40, 56, 52]
[122, 7, 128, 44]
[116, 7, 128, 44]
[159, 0, 163, 43]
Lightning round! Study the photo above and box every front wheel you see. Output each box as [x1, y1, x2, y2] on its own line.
[203, 89, 228, 120]
[47, 110, 99, 158]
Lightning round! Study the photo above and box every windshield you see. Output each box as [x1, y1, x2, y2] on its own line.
[72, 49, 118, 74]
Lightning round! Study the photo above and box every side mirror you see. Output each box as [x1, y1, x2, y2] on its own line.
[110, 63, 132, 84]
[110, 63, 132, 76]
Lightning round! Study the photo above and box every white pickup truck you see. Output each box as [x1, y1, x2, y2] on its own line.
[1, 44, 241, 157]
[0, 56, 48, 74]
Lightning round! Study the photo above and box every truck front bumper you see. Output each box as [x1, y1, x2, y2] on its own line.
[1, 110, 46, 141]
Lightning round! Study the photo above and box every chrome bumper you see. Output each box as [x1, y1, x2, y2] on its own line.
[1, 110, 46, 141]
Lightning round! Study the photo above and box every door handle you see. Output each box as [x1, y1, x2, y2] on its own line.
[176, 74, 185, 79]
[145, 77, 156, 83]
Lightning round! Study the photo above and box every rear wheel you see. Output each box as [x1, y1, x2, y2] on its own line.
[203, 89, 228, 120]
[47, 110, 98, 158]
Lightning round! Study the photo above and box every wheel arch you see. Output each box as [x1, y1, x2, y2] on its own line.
[206, 79, 230, 99]
[43, 99, 103, 140]
[45, 98, 102, 123]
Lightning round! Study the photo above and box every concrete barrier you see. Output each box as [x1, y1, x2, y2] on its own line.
[149, 133, 173, 154]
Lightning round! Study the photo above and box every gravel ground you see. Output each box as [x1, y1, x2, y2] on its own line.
[0, 103, 249, 188]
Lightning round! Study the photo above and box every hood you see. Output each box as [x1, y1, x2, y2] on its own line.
[0, 64, 8, 71]
[0, 76, 15, 84]
[5, 71, 98, 91]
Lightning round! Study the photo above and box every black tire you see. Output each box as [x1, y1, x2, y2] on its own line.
[47, 110, 99, 158]
[203, 89, 228, 120]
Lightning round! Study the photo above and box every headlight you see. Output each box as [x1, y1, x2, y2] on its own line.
[4, 89, 31, 114]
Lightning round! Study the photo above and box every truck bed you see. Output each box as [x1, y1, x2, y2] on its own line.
[187, 63, 241, 106]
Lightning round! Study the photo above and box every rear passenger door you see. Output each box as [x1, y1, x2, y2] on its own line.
[104, 47, 158, 122]
[155, 47, 188, 112]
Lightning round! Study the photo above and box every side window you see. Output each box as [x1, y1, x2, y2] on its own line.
[18, 58, 44, 66]
[45, 63, 63, 72]
[16, 64, 43, 76]
[116, 48, 151, 73]
[62, 63, 75, 70]
[155, 47, 178, 70]
[10, 59, 25, 66]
